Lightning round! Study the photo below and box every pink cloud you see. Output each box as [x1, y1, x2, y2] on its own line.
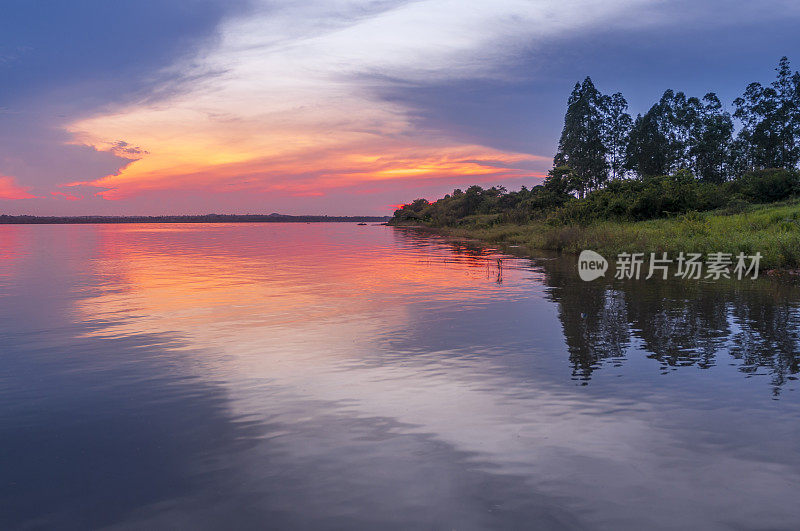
[51, 190, 84, 201]
[0, 175, 37, 200]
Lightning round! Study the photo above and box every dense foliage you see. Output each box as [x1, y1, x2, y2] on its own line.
[393, 57, 800, 226]
[392, 168, 800, 225]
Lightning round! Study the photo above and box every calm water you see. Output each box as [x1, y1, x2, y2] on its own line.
[2, 223, 800, 530]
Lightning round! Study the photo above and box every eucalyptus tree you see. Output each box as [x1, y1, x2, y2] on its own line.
[734, 56, 800, 170]
[625, 89, 732, 180]
[690, 93, 734, 183]
[625, 102, 672, 177]
[602, 92, 633, 179]
[659, 89, 696, 171]
[553, 77, 609, 197]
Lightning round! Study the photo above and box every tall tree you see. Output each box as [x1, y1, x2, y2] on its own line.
[625, 89, 718, 178]
[602, 92, 633, 179]
[734, 56, 800, 170]
[625, 102, 672, 177]
[689, 93, 734, 183]
[553, 77, 609, 197]
[658, 89, 699, 171]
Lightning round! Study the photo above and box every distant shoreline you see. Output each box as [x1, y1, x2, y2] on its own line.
[0, 214, 391, 225]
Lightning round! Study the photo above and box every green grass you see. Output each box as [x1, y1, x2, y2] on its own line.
[411, 200, 800, 270]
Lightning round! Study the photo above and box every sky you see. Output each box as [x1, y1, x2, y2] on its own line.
[2, 0, 800, 216]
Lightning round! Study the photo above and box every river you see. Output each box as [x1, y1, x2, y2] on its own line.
[2, 223, 799, 530]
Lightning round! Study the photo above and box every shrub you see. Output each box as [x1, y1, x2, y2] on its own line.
[728, 168, 799, 203]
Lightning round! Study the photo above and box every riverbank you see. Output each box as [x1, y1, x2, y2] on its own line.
[392, 199, 800, 270]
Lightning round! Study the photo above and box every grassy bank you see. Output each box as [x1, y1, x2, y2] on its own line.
[396, 200, 800, 270]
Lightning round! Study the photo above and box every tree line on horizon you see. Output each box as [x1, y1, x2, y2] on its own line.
[0, 214, 392, 224]
[393, 57, 800, 224]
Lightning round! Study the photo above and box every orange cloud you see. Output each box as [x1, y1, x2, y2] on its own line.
[0, 176, 36, 200]
[71, 138, 545, 201]
[63, 37, 550, 205]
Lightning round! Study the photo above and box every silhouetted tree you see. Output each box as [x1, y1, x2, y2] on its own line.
[690, 93, 734, 182]
[602, 92, 633, 179]
[625, 90, 703, 177]
[734, 56, 800, 170]
[660, 89, 696, 171]
[554, 77, 609, 197]
[625, 105, 672, 177]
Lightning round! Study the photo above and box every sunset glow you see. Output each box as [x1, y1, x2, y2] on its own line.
[3, 0, 800, 215]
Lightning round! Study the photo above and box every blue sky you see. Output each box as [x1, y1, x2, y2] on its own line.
[1, 0, 800, 215]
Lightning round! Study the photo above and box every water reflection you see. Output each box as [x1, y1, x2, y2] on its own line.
[2, 223, 800, 530]
[394, 226, 800, 395]
[531, 249, 800, 394]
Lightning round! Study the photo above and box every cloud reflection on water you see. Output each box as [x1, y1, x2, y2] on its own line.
[2, 223, 800, 529]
